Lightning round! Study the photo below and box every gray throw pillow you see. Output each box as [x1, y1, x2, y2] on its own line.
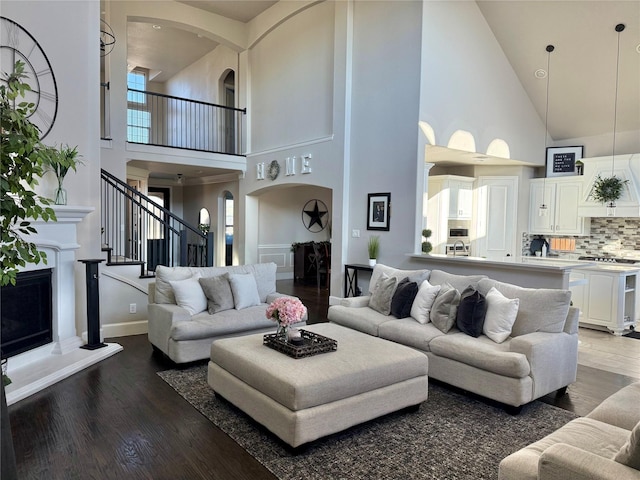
[368, 273, 398, 316]
[429, 270, 486, 293]
[614, 420, 640, 470]
[430, 283, 461, 333]
[199, 274, 234, 314]
[477, 278, 571, 336]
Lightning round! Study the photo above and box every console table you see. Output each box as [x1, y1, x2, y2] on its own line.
[344, 263, 374, 297]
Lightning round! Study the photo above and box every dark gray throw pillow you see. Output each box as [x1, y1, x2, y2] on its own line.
[390, 277, 419, 318]
[456, 286, 487, 338]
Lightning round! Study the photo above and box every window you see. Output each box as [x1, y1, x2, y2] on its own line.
[127, 71, 150, 143]
[224, 192, 234, 266]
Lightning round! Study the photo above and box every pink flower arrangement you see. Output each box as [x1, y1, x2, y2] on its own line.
[266, 297, 307, 327]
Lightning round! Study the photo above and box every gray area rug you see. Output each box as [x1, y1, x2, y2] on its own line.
[158, 364, 578, 480]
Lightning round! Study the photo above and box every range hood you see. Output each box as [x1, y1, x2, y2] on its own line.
[577, 154, 640, 218]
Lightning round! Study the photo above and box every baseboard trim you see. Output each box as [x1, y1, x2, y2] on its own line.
[101, 320, 149, 338]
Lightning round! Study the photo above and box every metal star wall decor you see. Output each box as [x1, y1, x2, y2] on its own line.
[302, 199, 329, 232]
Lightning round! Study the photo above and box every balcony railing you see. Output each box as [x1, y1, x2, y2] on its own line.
[99, 84, 246, 155]
[127, 88, 245, 155]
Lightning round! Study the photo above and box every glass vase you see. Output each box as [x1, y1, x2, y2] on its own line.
[54, 181, 67, 205]
[276, 324, 288, 342]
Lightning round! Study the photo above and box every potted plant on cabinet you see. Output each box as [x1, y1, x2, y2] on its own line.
[590, 174, 628, 209]
[367, 235, 380, 267]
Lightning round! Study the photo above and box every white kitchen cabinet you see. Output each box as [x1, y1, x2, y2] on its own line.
[429, 175, 474, 220]
[570, 267, 639, 335]
[529, 178, 590, 235]
[427, 175, 475, 254]
[447, 180, 474, 219]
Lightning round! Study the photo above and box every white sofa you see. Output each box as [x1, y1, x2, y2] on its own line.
[499, 381, 640, 479]
[148, 262, 305, 363]
[327, 264, 579, 412]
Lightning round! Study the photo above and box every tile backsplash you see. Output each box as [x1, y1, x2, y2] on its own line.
[524, 217, 640, 260]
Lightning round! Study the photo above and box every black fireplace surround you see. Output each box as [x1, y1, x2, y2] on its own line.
[1, 269, 53, 358]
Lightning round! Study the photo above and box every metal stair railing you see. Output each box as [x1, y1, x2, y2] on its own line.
[100, 169, 213, 276]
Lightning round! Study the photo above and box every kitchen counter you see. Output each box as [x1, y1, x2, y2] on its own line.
[572, 263, 640, 273]
[408, 253, 596, 289]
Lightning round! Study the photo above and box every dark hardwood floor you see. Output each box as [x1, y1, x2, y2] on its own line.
[6, 280, 637, 479]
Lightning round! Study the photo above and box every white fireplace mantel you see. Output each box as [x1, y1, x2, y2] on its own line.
[5, 205, 123, 405]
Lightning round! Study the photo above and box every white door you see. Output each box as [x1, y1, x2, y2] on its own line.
[476, 176, 518, 259]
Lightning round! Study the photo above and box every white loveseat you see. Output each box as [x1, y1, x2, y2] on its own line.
[148, 262, 305, 363]
[327, 264, 579, 411]
[499, 381, 640, 479]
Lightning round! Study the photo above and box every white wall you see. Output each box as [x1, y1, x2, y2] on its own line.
[165, 45, 238, 103]
[347, 0, 423, 268]
[248, 1, 335, 153]
[3, 1, 102, 337]
[241, 0, 350, 295]
[419, 1, 546, 165]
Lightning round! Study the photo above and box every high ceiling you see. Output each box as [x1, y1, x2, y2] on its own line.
[120, 0, 639, 175]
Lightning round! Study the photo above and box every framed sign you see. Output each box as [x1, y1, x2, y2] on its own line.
[546, 146, 583, 177]
[367, 193, 390, 231]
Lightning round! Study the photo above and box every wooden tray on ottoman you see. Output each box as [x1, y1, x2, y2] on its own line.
[263, 329, 337, 359]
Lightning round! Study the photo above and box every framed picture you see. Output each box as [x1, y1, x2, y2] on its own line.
[546, 146, 584, 177]
[367, 193, 390, 231]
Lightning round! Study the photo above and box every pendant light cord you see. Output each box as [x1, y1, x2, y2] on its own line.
[612, 24, 624, 175]
[541, 45, 554, 210]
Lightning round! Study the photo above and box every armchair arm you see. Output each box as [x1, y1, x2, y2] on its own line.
[340, 296, 371, 308]
[147, 303, 191, 352]
[563, 306, 580, 335]
[510, 331, 578, 399]
[540, 443, 640, 480]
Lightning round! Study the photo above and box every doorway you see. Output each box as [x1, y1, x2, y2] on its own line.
[147, 187, 170, 271]
[224, 191, 234, 266]
[222, 70, 235, 154]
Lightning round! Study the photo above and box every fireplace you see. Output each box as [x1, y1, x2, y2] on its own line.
[1, 269, 53, 358]
[4, 205, 122, 407]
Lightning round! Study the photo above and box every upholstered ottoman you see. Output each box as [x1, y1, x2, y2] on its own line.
[207, 323, 429, 449]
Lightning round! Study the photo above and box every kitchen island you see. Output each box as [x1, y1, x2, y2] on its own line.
[408, 253, 595, 289]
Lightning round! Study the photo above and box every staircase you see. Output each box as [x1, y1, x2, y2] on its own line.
[100, 169, 213, 277]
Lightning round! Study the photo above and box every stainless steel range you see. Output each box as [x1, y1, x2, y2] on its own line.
[578, 256, 639, 265]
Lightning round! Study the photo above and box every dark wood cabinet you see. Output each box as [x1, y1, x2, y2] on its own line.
[293, 242, 330, 286]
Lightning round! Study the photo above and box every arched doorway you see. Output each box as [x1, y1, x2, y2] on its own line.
[221, 70, 235, 154]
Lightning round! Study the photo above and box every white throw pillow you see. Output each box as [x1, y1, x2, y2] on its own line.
[482, 287, 519, 343]
[614, 420, 640, 470]
[169, 274, 207, 315]
[410, 280, 441, 324]
[228, 273, 261, 310]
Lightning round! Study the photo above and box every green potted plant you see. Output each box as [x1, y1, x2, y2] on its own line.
[421, 228, 433, 254]
[367, 235, 380, 266]
[1, 60, 58, 476]
[1, 60, 56, 287]
[590, 174, 628, 206]
[42, 144, 83, 205]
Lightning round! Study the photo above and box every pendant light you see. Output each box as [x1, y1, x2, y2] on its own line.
[539, 44, 554, 217]
[607, 23, 625, 217]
